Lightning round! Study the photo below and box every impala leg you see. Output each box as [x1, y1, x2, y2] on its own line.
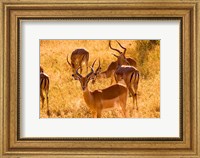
[120, 106, 126, 118]
[46, 90, 50, 116]
[92, 110, 97, 118]
[40, 90, 45, 109]
[120, 89, 128, 118]
[127, 86, 137, 111]
[97, 112, 101, 118]
[97, 109, 102, 118]
[128, 81, 138, 111]
[123, 77, 132, 97]
[134, 93, 138, 110]
[126, 83, 134, 98]
[42, 98, 45, 109]
[119, 101, 126, 118]
[133, 91, 138, 110]
[133, 94, 138, 111]
[134, 73, 139, 110]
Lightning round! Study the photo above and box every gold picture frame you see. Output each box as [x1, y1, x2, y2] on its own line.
[0, 0, 199, 157]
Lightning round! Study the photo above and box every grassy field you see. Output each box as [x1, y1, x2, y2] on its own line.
[40, 40, 160, 118]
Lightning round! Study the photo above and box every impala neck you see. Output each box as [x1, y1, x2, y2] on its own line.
[99, 71, 107, 78]
[83, 87, 95, 110]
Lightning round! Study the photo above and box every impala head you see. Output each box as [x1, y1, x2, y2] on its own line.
[40, 66, 44, 73]
[72, 60, 98, 90]
[74, 67, 95, 91]
[109, 40, 129, 65]
[67, 54, 84, 76]
[91, 59, 101, 84]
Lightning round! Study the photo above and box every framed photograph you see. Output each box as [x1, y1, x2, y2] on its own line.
[0, 0, 199, 157]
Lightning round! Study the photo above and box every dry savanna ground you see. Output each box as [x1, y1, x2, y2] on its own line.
[40, 40, 160, 118]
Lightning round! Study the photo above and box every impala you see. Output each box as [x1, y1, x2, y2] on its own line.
[67, 48, 89, 74]
[114, 65, 139, 110]
[74, 64, 128, 118]
[109, 40, 137, 66]
[94, 40, 137, 84]
[40, 66, 50, 114]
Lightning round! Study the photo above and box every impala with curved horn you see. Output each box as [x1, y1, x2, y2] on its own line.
[114, 65, 139, 110]
[67, 49, 89, 75]
[94, 40, 137, 84]
[74, 61, 128, 118]
[109, 40, 137, 66]
[40, 66, 50, 115]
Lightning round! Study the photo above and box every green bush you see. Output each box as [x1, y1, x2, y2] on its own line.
[135, 40, 160, 79]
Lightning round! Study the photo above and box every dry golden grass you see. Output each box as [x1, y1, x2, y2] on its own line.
[40, 40, 160, 118]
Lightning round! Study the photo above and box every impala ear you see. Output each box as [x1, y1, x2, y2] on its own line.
[72, 74, 79, 80]
[91, 79, 96, 84]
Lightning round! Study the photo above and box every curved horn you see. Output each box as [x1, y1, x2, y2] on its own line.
[116, 40, 126, 54]
[112, 53, 119, 58]
[97, 58, 101, 69]
[66, 54, 72, 67]
[87, 66, 95, 78]
[91, 59, 97, 68]
[95, 58, 101, 72]
[109, 40, 122, 54]
[76, 67, 82, 79]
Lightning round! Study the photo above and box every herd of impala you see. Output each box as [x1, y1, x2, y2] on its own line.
[40, 40, 139, 118]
